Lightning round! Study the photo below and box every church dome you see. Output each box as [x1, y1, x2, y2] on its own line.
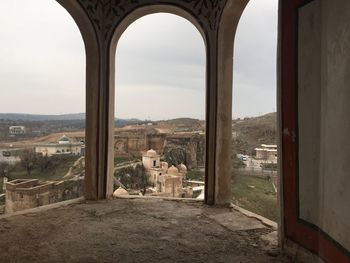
[146, 149, 157, 157]
[58, 135, 70, 145]
[167, 165, 179, 175]
[113, 187, 129, 197]
[161, 162, 169, 170]
[178, 163, 187, 173]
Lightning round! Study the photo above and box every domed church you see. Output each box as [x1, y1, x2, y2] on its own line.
[142, 149, 189, 197]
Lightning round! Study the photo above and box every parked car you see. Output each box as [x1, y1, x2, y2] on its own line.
[2, 151, 11, 157]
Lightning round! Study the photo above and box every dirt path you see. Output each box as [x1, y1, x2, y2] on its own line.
[0, 131, 85, 148]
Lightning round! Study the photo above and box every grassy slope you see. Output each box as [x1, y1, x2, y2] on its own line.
[231, 113, 277, 221]
[10, 157, 79, 181]
[187, 170, 205, 181]
[186, 170, 277, 222]
[231, 175, 277, 222]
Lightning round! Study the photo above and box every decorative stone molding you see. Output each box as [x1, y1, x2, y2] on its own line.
[78, 0, 228, 39]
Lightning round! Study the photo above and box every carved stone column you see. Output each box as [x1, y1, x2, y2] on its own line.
[57, 1, 109, 200]
[215, 0, 248, 204]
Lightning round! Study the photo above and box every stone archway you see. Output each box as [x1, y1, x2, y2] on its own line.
[115, 139, 127, 153]
[56, 0, 101, 200]
[109, 5, 208, 202]
[57, 0, 250, 205]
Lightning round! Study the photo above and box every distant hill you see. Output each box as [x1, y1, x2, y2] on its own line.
[115, 118, 148, 128]
[162, 118, 202, 125]
[0, 113, 86, 121]
[232, 112, 277, 155]
[158, 118, 205, 132]
[0, 112, 277, 154]
[0, 113, 145, 127]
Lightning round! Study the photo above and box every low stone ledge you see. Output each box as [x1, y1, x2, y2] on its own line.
[0, 197, 84, 219]
[230, 203, 278, 229]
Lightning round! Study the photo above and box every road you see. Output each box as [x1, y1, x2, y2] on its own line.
[114, 161, 142, 172]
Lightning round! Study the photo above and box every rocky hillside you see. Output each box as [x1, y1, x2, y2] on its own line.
[160, 113, 277, 166]
[163, 134, 205, 169]
[157, 118, 205, 132]
[232, 112, 277, 155]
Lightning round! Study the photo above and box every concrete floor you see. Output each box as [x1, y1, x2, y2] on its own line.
[0, 198, 293, 263]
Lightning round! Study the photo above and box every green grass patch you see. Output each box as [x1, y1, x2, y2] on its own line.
[261, 163, 278, 171]
[187, 170, 205, 181]
[10, 156, 79, 181]
[231, 175, 277, 222]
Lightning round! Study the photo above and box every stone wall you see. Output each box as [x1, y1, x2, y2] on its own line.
[157, 175, 183, 198]
[114, 130, 205, 169]
[5, 178, 84, 213]
[114, 133, 165, 156]
[164, 134, 205, 169]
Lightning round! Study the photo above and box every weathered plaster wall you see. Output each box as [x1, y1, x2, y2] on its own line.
[298, 0, 350, 252]
[298, 0, 322, 227]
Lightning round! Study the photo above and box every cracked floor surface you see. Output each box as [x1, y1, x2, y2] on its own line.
[0, 198, 294, 263]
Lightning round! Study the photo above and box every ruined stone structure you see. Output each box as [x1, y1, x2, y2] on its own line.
[114, 130, 166, 156]
[156, 172, 183, 198]
[115, 129, 205, 168]
[5, 178, 83, 213]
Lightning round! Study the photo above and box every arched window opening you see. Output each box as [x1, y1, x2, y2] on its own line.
[113, 13, 206, 200]
[232, 0, 279, 221]
[0, 1, 85, 214]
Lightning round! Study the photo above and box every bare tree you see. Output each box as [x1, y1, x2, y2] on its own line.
[19, 149, 38, 176]
[116, 164, 148, 194]
[0, 162, 15, 180]
[134, 164, 148, 195]
[0, 162, 9, 178]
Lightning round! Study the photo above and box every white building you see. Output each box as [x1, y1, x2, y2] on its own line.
[34, 135, 84, 157]
[255, 144, 277, 161]
[9, 126, 25, 135]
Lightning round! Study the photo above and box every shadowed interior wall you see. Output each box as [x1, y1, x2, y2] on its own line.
[298, 0, 350, 252]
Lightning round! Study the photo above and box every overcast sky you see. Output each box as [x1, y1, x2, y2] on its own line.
[0, 0, 277, 120]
